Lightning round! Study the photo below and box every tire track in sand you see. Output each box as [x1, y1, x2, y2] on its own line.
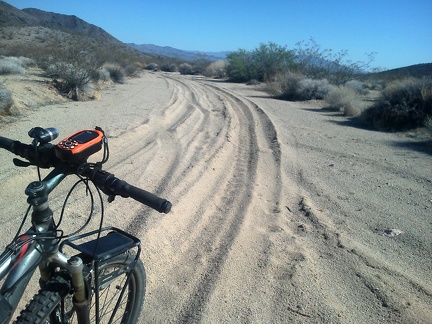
[133, 76, 283, 322]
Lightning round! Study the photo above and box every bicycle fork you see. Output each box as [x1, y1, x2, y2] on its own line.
[40, 252, 90, 324]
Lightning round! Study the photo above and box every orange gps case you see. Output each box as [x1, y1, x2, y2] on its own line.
[55, 129, 104, 163]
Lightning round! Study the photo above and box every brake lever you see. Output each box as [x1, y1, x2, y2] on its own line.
[13, 158, 32, 167]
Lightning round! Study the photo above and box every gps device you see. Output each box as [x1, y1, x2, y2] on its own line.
[55, 129, 104, 163]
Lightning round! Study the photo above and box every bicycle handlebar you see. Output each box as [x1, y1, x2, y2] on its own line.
[0, 135, 172, 214]
[84, 169, 172, 213]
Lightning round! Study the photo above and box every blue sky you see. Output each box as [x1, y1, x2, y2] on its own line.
[5, 0, 432, 70]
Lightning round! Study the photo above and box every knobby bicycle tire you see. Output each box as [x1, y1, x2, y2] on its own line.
[15, 253, 146, 324]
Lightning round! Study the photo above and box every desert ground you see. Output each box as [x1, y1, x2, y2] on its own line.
[0, 71, 431, 323]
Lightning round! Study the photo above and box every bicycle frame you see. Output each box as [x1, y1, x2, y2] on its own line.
[0, 166, 79, 322]
[0, 128, 169, 323]
[0, 169, 141, 324]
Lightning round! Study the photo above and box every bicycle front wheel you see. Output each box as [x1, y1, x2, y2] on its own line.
[15, 253, 146, 324]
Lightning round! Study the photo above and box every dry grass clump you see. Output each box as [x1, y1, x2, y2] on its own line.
[361, 77, 432, 131]
[325, 86, 364, 116]
[102, 63, 125, 84]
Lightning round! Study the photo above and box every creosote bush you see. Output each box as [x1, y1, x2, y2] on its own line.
[361, 77, 432, 131]
[325, 86, 363, 116]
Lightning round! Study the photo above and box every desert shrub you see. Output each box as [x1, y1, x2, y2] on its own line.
[124, 62, 143, 77]
[145, 63, 159, 71]
[0, 56, 26, 75]
[0, 84, 14, 115]
[325, 86, 363, 116]
[96, 67, 110, 81]
[16, 56, 36, 68]
[297, 78, 334, 100]
[266, 72, 303, 99]
[294, 38, 375, 85]
[44, 46, 98, 100]
[267, 72, 334, 100]
[102, 63, 125, 83]
[179, 63, 194, 75]
[226, 49, 256, 82]
[203, 60, 227, 78]
[226, 42, 295, 82]
[364, 79, 385, 91]
[160, 63, 177, 72]
[345, 80, 369, 95]
[361, 77, 432, 131]
[47, 62, 92, 97]
[246, 79, 260, 85]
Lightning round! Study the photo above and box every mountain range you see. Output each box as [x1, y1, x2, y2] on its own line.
[0, 1, 228, 62]
[128, 43, 230, 62]
[0, 1, 430, 75]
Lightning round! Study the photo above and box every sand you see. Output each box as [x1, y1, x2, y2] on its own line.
[0, 72, 431, 323]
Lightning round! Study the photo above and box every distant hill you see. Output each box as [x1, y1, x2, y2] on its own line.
[128, 43, 230, 62]
[0, 1, 40, 26]
[0, 2, 122, 44]
[21, 8, 120, 43]
[0, 1, 151, 63]
[371, 63, 432, 79]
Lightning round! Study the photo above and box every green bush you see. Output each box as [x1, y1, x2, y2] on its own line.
[0, 84, 14, 115]
[361, 78, 432, 131]
[226, 42, 295, 82]
[325, 86, 363, 116]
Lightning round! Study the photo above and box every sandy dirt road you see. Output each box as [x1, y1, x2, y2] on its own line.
[0, 72, 431, 323]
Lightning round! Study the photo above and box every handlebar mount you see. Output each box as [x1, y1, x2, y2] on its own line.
[0, 127, 172, 214]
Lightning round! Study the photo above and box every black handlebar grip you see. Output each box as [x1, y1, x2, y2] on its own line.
[119, 181, 172, 214]
[0, 136, 57, 168]
[90, 170, 172, 214]
[0, 136, 16, 151]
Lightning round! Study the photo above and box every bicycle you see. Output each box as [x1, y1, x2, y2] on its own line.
[0, 126, 172, 323]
